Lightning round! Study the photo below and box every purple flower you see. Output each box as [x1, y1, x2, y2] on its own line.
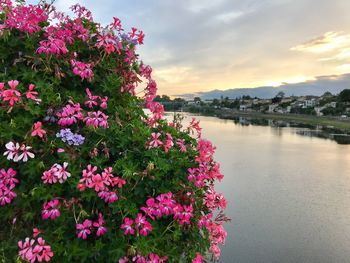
[56, 128, 85, 146]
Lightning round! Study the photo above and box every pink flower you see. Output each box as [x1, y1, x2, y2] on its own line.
[18, 237, 53, 262]
[6, 4, 48, 33]
[135, 213, 152, 236]
[71, 59, 94, 81]
[148, 132, 163, 148]
[120, 217, 135, 235]
[3, 142, 20, 161]
[33, 228, 43, 238]
[148, 253, 168, 263]
[56, 101, 84, 126]
[17, 144, 35, 162]
[37, 37, 68, 55]
[1, 80, 21, 106]
[4, 142, 35, 162]
[163, 133, 174, 153]
[98, 191, 118, 203]
[78, 165, 98, 191]
[76, 219, 92, 239]
[41, 163, 71, 184]
[26, 84, 41, 104]
[84, 88, 99, 108]
[0, 168, 18, 206]
[31, 121, 46, 139]
[84, 111, 109, 129]
[90, 174, 106, 192]
[192, 253, 203, 263]
[189, 118, 202, 137]
[93, 213, 107, 237]
[176, 139, 187, 152]
[41, 199, 60, 220]
[119, 257, 129, 263]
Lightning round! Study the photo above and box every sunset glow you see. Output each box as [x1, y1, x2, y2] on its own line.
[29, 0, 350, 95]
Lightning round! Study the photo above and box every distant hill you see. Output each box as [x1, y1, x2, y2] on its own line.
[178, 73, 350, 100]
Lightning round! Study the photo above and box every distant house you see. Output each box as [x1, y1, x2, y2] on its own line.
[314, 107, 324, 116]
[187, 100, 200, 105]
[303, 98, 317, 108]
[330, 101, 337, 108]
[239, 104, 251, 111]
[268, 104, 278, 113]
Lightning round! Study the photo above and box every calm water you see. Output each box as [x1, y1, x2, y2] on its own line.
[166, 113, 350, 263]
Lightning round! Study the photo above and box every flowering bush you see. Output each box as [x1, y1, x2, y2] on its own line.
[0, 1, 228, 262]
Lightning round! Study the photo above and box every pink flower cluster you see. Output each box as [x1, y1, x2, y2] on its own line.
[140, 192, 194, 225]
[56, 101, 84, 126]
[187, 139, 224, 188]
[120, 213, 153, 236]
[192, 253, 203, 263]
[119, 253, 168, 263]
[78, 165, 125, 204]
[0, 168, 18, 206]
[95, 32, 122, 54]
[41, 199, 60, 220]
[207, 221, 227, 259]
[4, 4, 48, 33]
[0, 80, 40, 106]
[41, 162, 71, 184]
[76, 213, 107, 239]
[71, 59, 94, 81]
[128, 27, 145, 45]
[18, 237, 53, 262]
[204, 186, 227, 211]
[31, 121, 46, 140]
[188, 118, 202, 138]
[37, 37, 68, 56]
[4, 142, 35, 162]
[148, 132, 187, 153]
[85, 88, 108, 109]
[84, 111, 109, 129]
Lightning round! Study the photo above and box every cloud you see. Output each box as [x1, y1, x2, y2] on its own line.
[24, 0, 350, 95]
[290, 31, 350, 53]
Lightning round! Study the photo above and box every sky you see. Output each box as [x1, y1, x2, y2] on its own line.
[29, 0, 350, 96]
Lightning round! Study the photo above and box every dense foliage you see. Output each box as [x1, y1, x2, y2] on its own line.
[0, 1, 228, 262]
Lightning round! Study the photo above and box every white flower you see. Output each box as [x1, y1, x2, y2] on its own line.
[3, 142, 20, 161]
[16, 144, 35, 162]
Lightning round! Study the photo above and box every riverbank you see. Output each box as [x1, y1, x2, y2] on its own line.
[187, 109, 350, 131]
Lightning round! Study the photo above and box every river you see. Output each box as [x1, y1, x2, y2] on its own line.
[165, 112, 350, 263]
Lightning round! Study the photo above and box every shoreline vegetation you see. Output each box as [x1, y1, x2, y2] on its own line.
[213, 109, 350, 131]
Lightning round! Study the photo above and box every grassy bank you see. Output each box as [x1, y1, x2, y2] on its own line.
[215, 110, 350, 131]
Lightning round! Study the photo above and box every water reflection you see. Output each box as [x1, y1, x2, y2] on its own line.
[164, 112, 350, 263]
[230, 116, 350, 144]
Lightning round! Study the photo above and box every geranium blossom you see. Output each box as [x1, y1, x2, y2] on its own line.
[56, 101, 84, 126]
[31, 122, 46, 139]
[192, 253, 203, 263]
[18, 237, 53, 262]
[76, 219, 92, 239]
[3, 142, 35, 162]
[93, 213, 107, 237]
[41, 163, 71, 184]
[41, 199, 60, 220]
[71, 59, 94, 81]
[120, 217, 135, 235]
[84, 111, 109, 128]
[148, 132, 163, 148]
[37, 37, 68, 55]
[0, 168, 18, 206]
[1, 80, 21, 106]
[26, 84, 41, 104]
